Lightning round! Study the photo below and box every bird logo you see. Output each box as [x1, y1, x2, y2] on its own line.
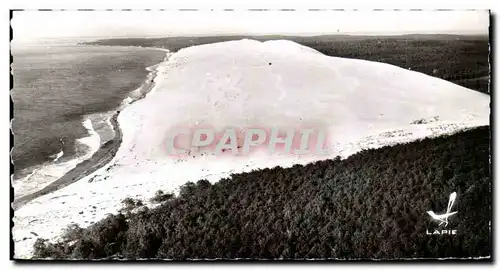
[427, 192, 458, 227]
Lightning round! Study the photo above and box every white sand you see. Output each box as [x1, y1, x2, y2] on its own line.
[13, 39, 490, 258]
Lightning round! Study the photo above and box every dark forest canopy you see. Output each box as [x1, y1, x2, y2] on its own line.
[33, 126, 491, 260]
[83, 35, 490, 94]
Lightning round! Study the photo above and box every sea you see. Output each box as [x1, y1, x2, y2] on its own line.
[11, 39, 167, 198]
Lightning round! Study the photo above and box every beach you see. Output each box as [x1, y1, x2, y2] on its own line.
[12, 113, 121, 210]
[12, 40, 490, 258]
[11, 44, 168, 201]
[12, 48, 169, 210]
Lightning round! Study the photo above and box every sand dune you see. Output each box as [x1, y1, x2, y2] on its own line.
[13, 39, 489, 258]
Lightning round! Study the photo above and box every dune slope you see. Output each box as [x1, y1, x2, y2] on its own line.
[13, 39, 489, 258]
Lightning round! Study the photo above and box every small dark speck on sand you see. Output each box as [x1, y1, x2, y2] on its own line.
[269, 62, 272, 66]
[79, 211, 84, 214]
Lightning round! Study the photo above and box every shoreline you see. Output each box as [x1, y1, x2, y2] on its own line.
[12, 117, 101, 200]
[12, 40, 490, 258]
[12, 48, 169, 210]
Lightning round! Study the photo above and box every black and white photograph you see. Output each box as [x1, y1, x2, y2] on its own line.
[9, 9, 491, 260]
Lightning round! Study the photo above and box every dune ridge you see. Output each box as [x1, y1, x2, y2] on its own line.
[13, 39, 489, 258]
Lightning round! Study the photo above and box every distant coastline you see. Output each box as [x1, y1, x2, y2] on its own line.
[81, 34, 490, 94]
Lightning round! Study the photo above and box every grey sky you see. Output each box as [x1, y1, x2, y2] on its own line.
[12, 10, 489, 42]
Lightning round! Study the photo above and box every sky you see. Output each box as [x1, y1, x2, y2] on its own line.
[11, 10, 490, 42]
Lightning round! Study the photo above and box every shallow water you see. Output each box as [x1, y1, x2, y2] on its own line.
[11, 43, 166, 189]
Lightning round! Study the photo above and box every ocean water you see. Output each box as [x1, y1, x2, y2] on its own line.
[11, 42, 166, 196]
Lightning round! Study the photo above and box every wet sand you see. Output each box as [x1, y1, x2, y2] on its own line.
[12, 112, 123, 210]
[12, 51, 166, 210]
